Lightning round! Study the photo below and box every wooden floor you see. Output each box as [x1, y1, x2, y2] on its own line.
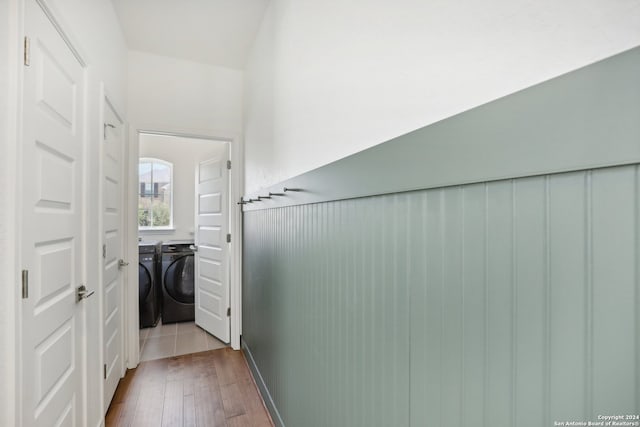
[106, 348, 274, 427]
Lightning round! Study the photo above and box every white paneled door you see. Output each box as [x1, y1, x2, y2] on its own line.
[21, 1, 87, 426]
[102, 99, 125, 410]
[194, 146, 230, 343]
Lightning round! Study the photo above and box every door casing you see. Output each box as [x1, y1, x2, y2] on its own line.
[100, 90, 127, 411]
[126, 127, 243, 368]
[2, 0, 22, 423]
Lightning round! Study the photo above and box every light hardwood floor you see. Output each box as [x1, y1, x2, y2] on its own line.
[106, 348, 274, 427]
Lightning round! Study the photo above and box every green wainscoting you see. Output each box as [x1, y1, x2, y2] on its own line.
[243, 165, 640, 427]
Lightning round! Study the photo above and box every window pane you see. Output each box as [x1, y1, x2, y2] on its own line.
[151, 199, 170, 227]
[139, 162, 152, 197]
[138, 159, 172, 229]
[138, 208, 150, 227]
[153, 162, 171, 196]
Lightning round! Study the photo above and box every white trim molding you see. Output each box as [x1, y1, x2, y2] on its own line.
[125, 123, 244, 370]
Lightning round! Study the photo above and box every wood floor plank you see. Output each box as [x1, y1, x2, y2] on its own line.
[238, 378, 268, 416]
[105, 403, 124, 427]
[207, 373, 229, 426]
[106, 349, 272, 427]
[220, 382, 246, 419]
[110, 368, 135, 404]
[162, 380, 184, 427]
[227, 414, 252, 427]
[110, 368, 145, 427]
[227, 349, 252, 383]
[130, 381, 165, 427]
[184, 394, 196, 427]
[211, 348, 237, 386]
[194, 374, 226, 426]
[237, 354, 275, 425]
[183, 377, 195, 396]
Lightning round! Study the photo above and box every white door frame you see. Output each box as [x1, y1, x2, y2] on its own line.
[125, 125, 243, 368]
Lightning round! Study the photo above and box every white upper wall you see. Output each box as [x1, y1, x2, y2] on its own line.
[244, 0, 640, 194]
[139, 134, 225, 241]
[128, 50, 243, 135]
[113, 0, 269, 69]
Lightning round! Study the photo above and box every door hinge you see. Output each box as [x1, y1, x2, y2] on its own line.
[23, 37, 30, 66]
[227, 307, 231, 317]
[226, 160, 231, 170]
[21, 270, 29, 299]
[104, 123, 115, 139]
[104, 364, 107, 379]
[226, 233, 231, 243]
[102, 244, 107, 259]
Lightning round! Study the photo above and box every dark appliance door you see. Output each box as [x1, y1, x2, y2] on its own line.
[138, 262, 152, 303]
[163, 254, 195, 304]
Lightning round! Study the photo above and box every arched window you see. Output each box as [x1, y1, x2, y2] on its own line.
[138, 158, 173, 229]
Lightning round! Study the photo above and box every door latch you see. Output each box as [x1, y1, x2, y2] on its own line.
[76, 284, 95, 302]
[22, 269, 29, 299]
[118, 259, 129, 269]
[189, 244, 198, 252]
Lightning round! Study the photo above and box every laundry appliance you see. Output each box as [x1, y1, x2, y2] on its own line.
[161, 240, 195, 323]
[138, 240, 162, 328]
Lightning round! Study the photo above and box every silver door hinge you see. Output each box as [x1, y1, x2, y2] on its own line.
[104, 364, 107, 379]
[21, 270, 29, 299]
[104, 123, 115, 139]
[226, 233, 231, 243]
[226, 160, 231, 170]
[227, 307, 231, 317]
[102, 244, 107, 258]
[24, 37, 30, 66]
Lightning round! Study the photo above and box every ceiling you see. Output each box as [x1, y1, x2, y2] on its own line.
[111, 0, 270, 69]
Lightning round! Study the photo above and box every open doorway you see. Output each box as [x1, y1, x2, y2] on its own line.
[132, 132, 238, 362]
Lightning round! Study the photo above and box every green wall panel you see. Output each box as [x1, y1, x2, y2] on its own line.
[243, 165, 640, 427]
[244, 198, 412, 427]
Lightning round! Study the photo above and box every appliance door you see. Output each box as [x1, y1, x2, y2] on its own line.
[163, 254, 195, 304]
[138, 262, 153, 304]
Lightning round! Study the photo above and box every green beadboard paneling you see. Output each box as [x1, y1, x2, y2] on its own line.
[244, 196, 411, 427]
[243, 165, 640, 427]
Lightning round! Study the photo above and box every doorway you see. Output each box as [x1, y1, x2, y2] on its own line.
[127, 131, 242, 366]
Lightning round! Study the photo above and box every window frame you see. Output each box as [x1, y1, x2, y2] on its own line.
[138, 157, 174, 230]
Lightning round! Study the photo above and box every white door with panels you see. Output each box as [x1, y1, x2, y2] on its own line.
[194, 146, 231, 343]
[20, 0, 88, 425]
[101, 99, 125, 410]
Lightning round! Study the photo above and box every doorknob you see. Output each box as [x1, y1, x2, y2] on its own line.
[118, 259, 129, 269]
[189, 245, 198, 252]
[76, 284, 95, 302]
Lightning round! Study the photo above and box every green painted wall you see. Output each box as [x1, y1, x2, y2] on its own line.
[243, 165, 639, 427]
